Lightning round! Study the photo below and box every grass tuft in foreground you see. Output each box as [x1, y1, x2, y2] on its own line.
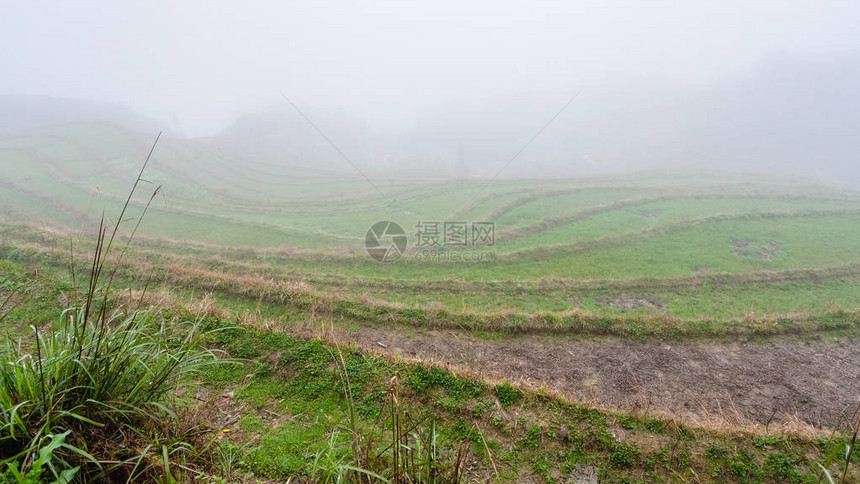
[0, 308, 214, 481]
[0, 134, 217, 482]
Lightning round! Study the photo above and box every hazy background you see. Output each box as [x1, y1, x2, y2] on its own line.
[1, 1, 859, 183]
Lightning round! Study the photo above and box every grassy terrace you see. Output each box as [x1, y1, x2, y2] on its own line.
[1, 124, 859, 482]
[2, 227, 859, 329]
[1, 260, 857, 483]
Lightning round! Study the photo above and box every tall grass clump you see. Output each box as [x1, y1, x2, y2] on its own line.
[0, 134, 216, 482]
[305, 344, 467, 483]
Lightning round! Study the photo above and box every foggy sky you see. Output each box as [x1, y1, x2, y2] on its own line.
[1, 1, 859, 183]
[2, 1, 858, 134]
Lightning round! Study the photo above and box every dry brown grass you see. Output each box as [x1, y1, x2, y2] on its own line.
[120, 281, 845, 449]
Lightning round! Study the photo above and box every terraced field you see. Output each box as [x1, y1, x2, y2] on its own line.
[1, 123, 859, 482]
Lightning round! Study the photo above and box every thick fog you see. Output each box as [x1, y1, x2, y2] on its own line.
[1, 1, 859, 183]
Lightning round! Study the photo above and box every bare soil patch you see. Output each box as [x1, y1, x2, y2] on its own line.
[336, 328, 859, 429]
[731, 238, 782, 260]
[596, 296, 665, 312]
[635, 210, 660, 218]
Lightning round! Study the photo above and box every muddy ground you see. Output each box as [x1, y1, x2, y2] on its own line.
[330, 328, 858, 429]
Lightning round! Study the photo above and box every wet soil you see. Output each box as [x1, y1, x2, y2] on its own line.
[335, 328, 859, 428]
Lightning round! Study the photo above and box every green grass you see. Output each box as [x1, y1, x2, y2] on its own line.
[2, 126, 859, 328]
[4, 259, 856, 481]
[2, 227, 859, 326]
[248, 213, 860, 281]
[195, 315, 856, 482]
[343, 274, 860, 319]
[3, 124, 857, 253]
[4, 125, 860, 482]
[124, 212, 860, 284]
[495, 195, 860, 252]
[0, 249, 216, 481]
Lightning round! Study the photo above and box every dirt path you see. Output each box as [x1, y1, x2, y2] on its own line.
[332, 328, 859, 429]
